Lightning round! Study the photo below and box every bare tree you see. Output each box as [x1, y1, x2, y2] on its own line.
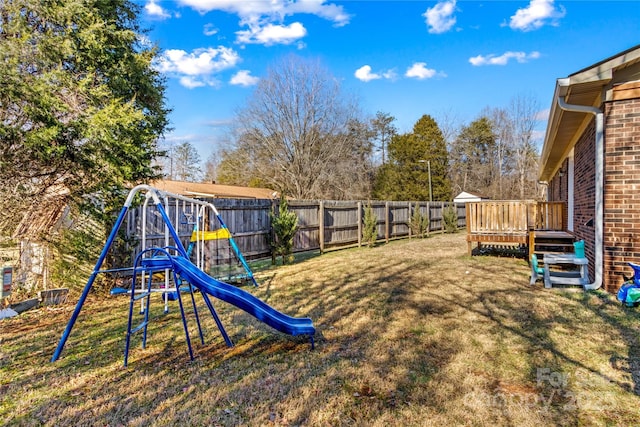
[231, 54, 371, 199]
[158, 141, 201, 181]
[435, 107, 462, 147]
[202, 150, 221, 183]
[173, 142, 202, 182]
[449, 116, 496, 198]
[477, 95, 540, 200]
[484, 106, 514, 199]
[507, 94, 540, 199]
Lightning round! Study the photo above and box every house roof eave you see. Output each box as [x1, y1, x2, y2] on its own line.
[539, 44, 640, 182]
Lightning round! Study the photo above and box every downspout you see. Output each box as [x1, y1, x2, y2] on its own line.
[556, 93, 603, 290]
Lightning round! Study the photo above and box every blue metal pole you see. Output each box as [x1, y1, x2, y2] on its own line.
[201, 292, 233, 347]
[172, 269, 194, 361]
[51, 205, 129, 362]
[188, 283, 205, 345]
[155, 202, 188, 258]
[124, 265, 140, 367]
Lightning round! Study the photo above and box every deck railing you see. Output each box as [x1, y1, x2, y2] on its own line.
[529, 202, 565, 231]
[465, 201, 566, 255]
[466, 201, 565, 234]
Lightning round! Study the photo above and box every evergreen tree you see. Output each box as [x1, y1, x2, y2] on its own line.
[270, 196, 298, 265]
[0, 0, 168, 235]
[362, 203, 378, 247]
[371, 111, 397, 165]
[409, 202, 430, 238]
[442, 204, 459, 233]
[374, 115, 451, 201]
[450, 116, 497, 197]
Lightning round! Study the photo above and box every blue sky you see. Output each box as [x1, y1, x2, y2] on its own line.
[139, 1, 640, 162]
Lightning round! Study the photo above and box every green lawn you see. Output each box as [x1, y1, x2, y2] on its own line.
[1, 233, 639, 426]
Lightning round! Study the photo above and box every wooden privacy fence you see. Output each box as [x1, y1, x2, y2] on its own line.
[125, 199, 466, 261]
[466, 201, 566, 255]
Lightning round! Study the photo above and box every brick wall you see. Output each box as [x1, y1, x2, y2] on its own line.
[547, 95, 640, 293]
[602, 97, 640, 292]
[548, 158, 568, 204]
[573, 121, 597, 286]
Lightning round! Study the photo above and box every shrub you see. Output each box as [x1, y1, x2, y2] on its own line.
[409, 202, 430, 238]
[443, 204, 459, 234]
[270, 196, 298, 264]
[362, 203, 378, 247]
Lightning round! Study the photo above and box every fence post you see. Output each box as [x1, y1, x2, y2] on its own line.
[357, 201, 362, 247]
[318, 200, 324, 254]
[425, 202, 430, 236]
[271, 199, 277, 264]
[408, 201, 413, 239]
[385, 202, 390, 244]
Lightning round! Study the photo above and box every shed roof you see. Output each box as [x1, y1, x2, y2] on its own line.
[453, 191, 487, 202]
[539, 44, 640, 182]
[150, 180, 279, 199]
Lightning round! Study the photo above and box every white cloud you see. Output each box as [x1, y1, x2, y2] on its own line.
[203, 23, 218, 36]
[145, 0, 172, 19]
[179, 76, 207, 89]
[157, 47, 240, 75]
[236, 22, 307, 46]
[355, 65, 398, 82]
[287, 0, 351, 27]
[382, 69, 398, 81]
[508, 0, 566, 31]
[423, 0, 457, 34]
[177, 0, 351, 26]
[177, 0, 350, 45]
[355, 65, 381, 82]
[405, 62, 437, 80]
[535, 108, 550, 121]
[469, 51, 541, 66]
[230, 70, 259, 87]
[156, 47, 240, 88]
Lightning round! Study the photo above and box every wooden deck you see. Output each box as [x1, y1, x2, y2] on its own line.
[466, 201, 567, 258]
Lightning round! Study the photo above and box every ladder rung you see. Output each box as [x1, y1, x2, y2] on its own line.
[130, 322, 148, 334]
[133, 291, 151, 301]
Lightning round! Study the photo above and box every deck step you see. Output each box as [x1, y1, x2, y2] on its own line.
[529, 229, 576, 261]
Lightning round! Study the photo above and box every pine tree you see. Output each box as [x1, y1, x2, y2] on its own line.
[362, 203, 378, 247]
[409, 202, 430, 238]
[0, 0, 168, 235]
[270, 196, 299, 264]
[374, 115, 451, 201]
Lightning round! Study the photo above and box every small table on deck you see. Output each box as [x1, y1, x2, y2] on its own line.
[543, 253, 589, 288]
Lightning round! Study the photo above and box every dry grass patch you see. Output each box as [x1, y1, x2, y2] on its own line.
[1, 233, 639, 426]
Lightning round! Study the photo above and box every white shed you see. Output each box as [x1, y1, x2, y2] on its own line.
[453, 192, 487, 204]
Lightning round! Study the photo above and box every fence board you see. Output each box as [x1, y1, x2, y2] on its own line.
[126, 199, 465, 260]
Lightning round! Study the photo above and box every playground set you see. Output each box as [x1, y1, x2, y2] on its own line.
[51, 185, 315, 366]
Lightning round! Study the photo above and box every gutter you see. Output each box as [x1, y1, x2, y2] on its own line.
[556, 89, 603, 291]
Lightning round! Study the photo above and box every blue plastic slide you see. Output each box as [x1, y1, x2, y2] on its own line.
[170, 256, 316, 338]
